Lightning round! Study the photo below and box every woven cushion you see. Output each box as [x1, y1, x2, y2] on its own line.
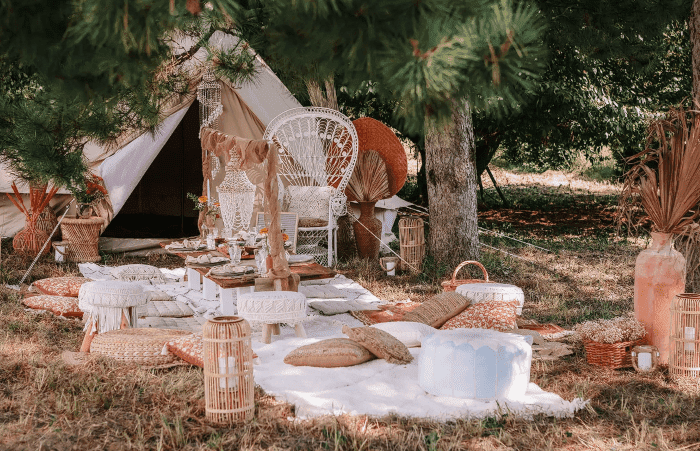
[90, 328, 190, 365]
[440, 301, 519, 332]
[111, 264, 166, 283]
[284, 338, 375, 368]
[298, 217, 329, 227]
[342, 325, 413, 364]
[402, 292, 471, 328]
[285, 186, 333, 222]
[33, 277, 91, 297]
[370, 321, 437, 348]
[165, 333, 204, 367]
[23, 295, 83, 318]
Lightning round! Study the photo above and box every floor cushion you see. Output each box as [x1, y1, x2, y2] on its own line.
[33, 276, 91, 297]
[284, 338, 375, 367]
[111, 264, 166, 284]
[23, 295, 83, 318]
[90, 328, 190, 365]
[402, 292, 471, 328]
[440, 301, 518, 332]
[342, 325, 413, 364]
[165, 333, 204, 367]
[370, 321, 437, 348]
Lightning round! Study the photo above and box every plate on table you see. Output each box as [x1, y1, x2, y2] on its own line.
[287, 254, 315, 265]
[209, 265, 256, 277]
[168, 246, 207, 252]
[185, 256, 230, 268]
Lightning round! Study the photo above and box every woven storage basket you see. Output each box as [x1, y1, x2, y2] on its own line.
[90, 328, 190, 365]
[350, 117, 407, 198]
[441, 261, 489, 292]
[60, 217, 103, 262]
[583, 338, 646, 369]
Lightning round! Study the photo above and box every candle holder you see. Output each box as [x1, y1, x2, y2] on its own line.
[631, 345, 660, 372]
[670, 293, 700, 378]
[203, 316, 254, 423]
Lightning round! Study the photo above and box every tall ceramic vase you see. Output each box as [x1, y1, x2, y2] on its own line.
[353, 202, 382, 260]
[634, 232, 686, 364]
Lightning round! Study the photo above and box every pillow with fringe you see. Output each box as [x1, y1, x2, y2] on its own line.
[342, 325, 413, 364]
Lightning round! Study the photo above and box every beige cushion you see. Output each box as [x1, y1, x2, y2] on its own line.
[23, 295, 83, 318]
[33, 277, 91, 297]
[111, 264, 166, 283]
[284, 338, 375, 367]
[402, 292, 471, 328]
[285, 186, 333, 223]
[342, 325, 413, 364]
[440, 301, 519, 332]
[371, 321, 437, 347]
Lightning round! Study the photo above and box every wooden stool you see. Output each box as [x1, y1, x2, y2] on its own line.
[236, 291, 307, 344]
[78, 281, 149, 352]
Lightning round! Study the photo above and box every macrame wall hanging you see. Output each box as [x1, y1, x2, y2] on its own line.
[197, 67, 223, 133]
[218, 150, 255, 234]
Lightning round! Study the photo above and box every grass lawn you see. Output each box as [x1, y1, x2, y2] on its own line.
[1, 167, 700, 450]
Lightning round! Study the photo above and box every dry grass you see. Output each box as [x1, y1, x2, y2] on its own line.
[3, 170, 700, 450]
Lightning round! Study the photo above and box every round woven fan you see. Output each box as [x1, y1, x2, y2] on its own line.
[348, 117, 408, 201]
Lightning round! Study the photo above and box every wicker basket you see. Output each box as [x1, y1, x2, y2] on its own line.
[441, 261, 489, 292]
[583, 338, 646, 369]
[59, 217, 104, 262]
[398, 216, 424, 272]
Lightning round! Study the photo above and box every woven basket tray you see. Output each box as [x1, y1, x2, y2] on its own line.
[441, 261, 489, 292]
[583, 338, 646, 369]
[90, 328, 191, 365]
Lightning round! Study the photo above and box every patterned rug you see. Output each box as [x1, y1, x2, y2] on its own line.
[350, 301, 421, 325]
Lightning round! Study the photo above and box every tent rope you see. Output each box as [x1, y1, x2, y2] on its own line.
[18, 200, 74, 287]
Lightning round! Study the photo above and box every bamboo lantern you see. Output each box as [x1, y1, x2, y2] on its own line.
[398, 216, 425, 272]
[203, 316, 255, 423]
[669, 293, 700, 378]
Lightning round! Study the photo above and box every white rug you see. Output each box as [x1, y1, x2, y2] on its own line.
[251, 330, 589, 420]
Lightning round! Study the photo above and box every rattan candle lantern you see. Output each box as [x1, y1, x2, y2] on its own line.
[669, 293, 700, 378]
[398, 216, 425, 272]
[203, 316, 255, 423]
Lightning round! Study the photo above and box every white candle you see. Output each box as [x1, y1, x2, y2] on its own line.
[386, 260, 395, 276]
[685, 327, 696, 352]
[207, 179, 211, 199]
[638, 352, 652, 371]
[218, 356, 237, 389]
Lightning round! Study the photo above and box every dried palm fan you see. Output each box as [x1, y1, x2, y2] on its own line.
[617, 105, 700, 234]
[346, 150, 391, 259]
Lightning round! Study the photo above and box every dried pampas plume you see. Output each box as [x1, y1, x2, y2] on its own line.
[346, 150, 391, 203]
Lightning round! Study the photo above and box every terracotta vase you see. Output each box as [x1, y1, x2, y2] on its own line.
[353, 202, 382, 260]
[634, 232, 686, 364]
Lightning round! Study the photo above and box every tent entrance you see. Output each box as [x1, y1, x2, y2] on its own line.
[102, 102, 204, 239]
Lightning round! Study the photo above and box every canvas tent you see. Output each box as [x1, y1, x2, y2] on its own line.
[0, 31, 301, 238]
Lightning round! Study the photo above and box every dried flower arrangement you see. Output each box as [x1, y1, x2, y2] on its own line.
[574, 315, 646, 344]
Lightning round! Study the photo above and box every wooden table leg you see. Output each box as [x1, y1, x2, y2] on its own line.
[271, 324, 281, 335]
[294, 323, 307, 338]
[80, 320, 97, 353]
[262, 324, 273, 344]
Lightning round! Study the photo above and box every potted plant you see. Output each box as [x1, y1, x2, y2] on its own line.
[618, 104, 700, 364]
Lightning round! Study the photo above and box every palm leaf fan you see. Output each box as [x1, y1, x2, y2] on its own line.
[346, 150, 392, 203]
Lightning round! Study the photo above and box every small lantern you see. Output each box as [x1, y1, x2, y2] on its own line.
[380, 256, 399, 276]
[670, 293, 700, 378]
[203, 316, 254, 423]
[631, 345, 660, 372]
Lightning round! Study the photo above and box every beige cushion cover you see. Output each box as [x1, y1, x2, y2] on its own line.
[33, 277, 91, 297]
[402, 291, 471, 328]
[285, 186, 333, 224]
[284, 338, 375, 367]
[23, 295, 83, 318]
[342, 325, 413, 364]
[440, 301, 519, 332]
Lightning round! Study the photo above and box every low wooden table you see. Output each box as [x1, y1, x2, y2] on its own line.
[160, 242, 336, 317]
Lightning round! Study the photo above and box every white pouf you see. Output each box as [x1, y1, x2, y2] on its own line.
[456, 282, 525, 315]
[237, 291, 308, 343]
[79, 281, 149, 333]
[418, 329, 532, 400]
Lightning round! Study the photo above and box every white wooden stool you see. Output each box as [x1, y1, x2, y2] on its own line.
[236, 291, 307, 343]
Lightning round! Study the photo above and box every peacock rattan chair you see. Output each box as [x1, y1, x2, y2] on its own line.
[262, 107, 358, 266]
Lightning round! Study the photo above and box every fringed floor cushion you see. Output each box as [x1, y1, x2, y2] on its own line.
[79, 281, 149, 334]
[90, 328, 191, 365]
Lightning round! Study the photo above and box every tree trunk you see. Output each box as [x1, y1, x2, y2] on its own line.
[425, 100, 479, 268]
[691, 0, 700, 104]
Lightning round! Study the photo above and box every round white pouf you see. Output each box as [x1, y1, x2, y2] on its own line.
[418, 329, 532, 400]
[237, 291, 307, 343]
[79, 281, 148, 333]
[456, 282, 525, 315]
